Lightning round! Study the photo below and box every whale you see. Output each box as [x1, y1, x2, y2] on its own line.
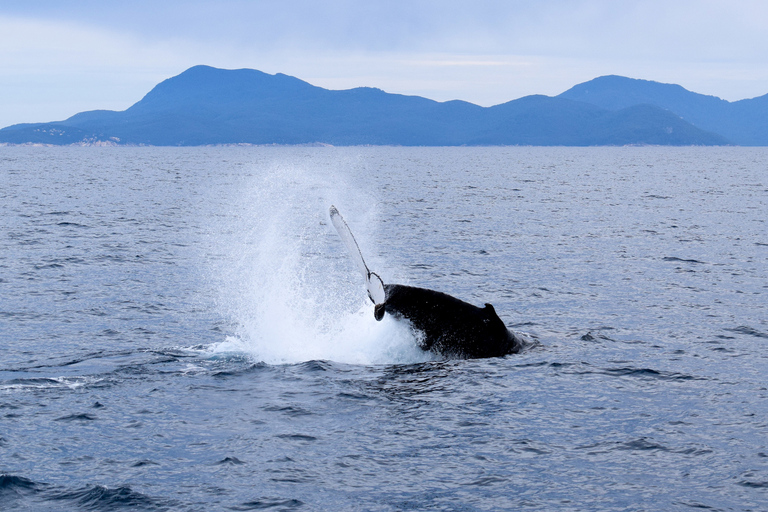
[329, 206, 523, 359]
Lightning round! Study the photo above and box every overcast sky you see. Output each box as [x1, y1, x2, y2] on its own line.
[2, 0, 767, 128]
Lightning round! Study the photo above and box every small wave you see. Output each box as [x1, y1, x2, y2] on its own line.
[662, 256, 706, 264]
[617, 437, 669, 452]
[725, 326, 768, 339]
[580, 331, 622, 343]
[510, 321, 538, 328]
[0, 376, 103, 392]
[739, 480, 768, 489]
[0, 473, 40, 493]
[578, 439, 713, 457]
[298, 360, 334, 372]
[33, 262, 67, 270]
[548, 361, 577, 369]
[4, 476, 179, 510]
[0, 474, 51, 510]
[463, 475, 508, 487]
[228, 497, 304, 511]
[210, 362, 270, 378]
[54, 413, 98, 422]
[673, 500, 721, 510]
[178, 363, 209, 375]
[131, 459, 159, 467]
[599, 367, 702, 381]
[56, 221, 90, 228]
[215, 456, 246, 465]
[276, 434, 318, 442]
[264, 405, 314, 417]
[564, 365, 704, 381]
[3, 348, 142, 372]
[47, 484, 170, 511]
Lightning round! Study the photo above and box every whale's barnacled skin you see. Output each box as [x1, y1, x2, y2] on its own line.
[378, 284, 523, 359]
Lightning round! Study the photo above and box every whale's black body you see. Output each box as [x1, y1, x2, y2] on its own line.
[377, 284, 523, 358]
[329, 205, 523, 359]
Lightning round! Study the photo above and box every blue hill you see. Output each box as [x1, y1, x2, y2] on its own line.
[558, 75, 768, 145]
[0, 65, 744, 146]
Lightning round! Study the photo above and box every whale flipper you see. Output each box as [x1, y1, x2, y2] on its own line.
[329, 206, 385, 305]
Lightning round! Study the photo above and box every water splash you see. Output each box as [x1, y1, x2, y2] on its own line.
[203, 158, 431, 365]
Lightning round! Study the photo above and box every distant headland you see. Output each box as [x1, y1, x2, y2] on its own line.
[1, 65, 766, 146]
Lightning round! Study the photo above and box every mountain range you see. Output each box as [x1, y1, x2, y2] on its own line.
[1, 65, 765, 146]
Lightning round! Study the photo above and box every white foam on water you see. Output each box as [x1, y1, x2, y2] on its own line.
[202, 156, 433, 366]
[209, 306, 431, 365]
[0, 376, 103, 393]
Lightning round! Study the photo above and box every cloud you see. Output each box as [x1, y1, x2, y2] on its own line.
[0, 15, 206, 124]
[6, 0, 768, 58]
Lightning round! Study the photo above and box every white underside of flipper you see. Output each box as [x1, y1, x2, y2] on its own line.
[329, 206, 386, 305]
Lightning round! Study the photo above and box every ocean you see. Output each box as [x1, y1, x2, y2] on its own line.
[1, 146, 766, 511]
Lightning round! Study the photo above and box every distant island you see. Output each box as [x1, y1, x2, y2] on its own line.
[1, 65, 766, 146]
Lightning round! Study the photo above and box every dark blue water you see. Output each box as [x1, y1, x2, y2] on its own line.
[1, 146, 767, 511]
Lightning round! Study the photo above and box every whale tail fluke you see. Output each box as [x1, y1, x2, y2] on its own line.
[329, 206, 386, 306]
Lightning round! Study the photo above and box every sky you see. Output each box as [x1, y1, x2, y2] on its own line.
[2, 0, 767, 128]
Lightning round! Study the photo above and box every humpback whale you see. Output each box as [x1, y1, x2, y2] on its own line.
[330, 206, 523, 359]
